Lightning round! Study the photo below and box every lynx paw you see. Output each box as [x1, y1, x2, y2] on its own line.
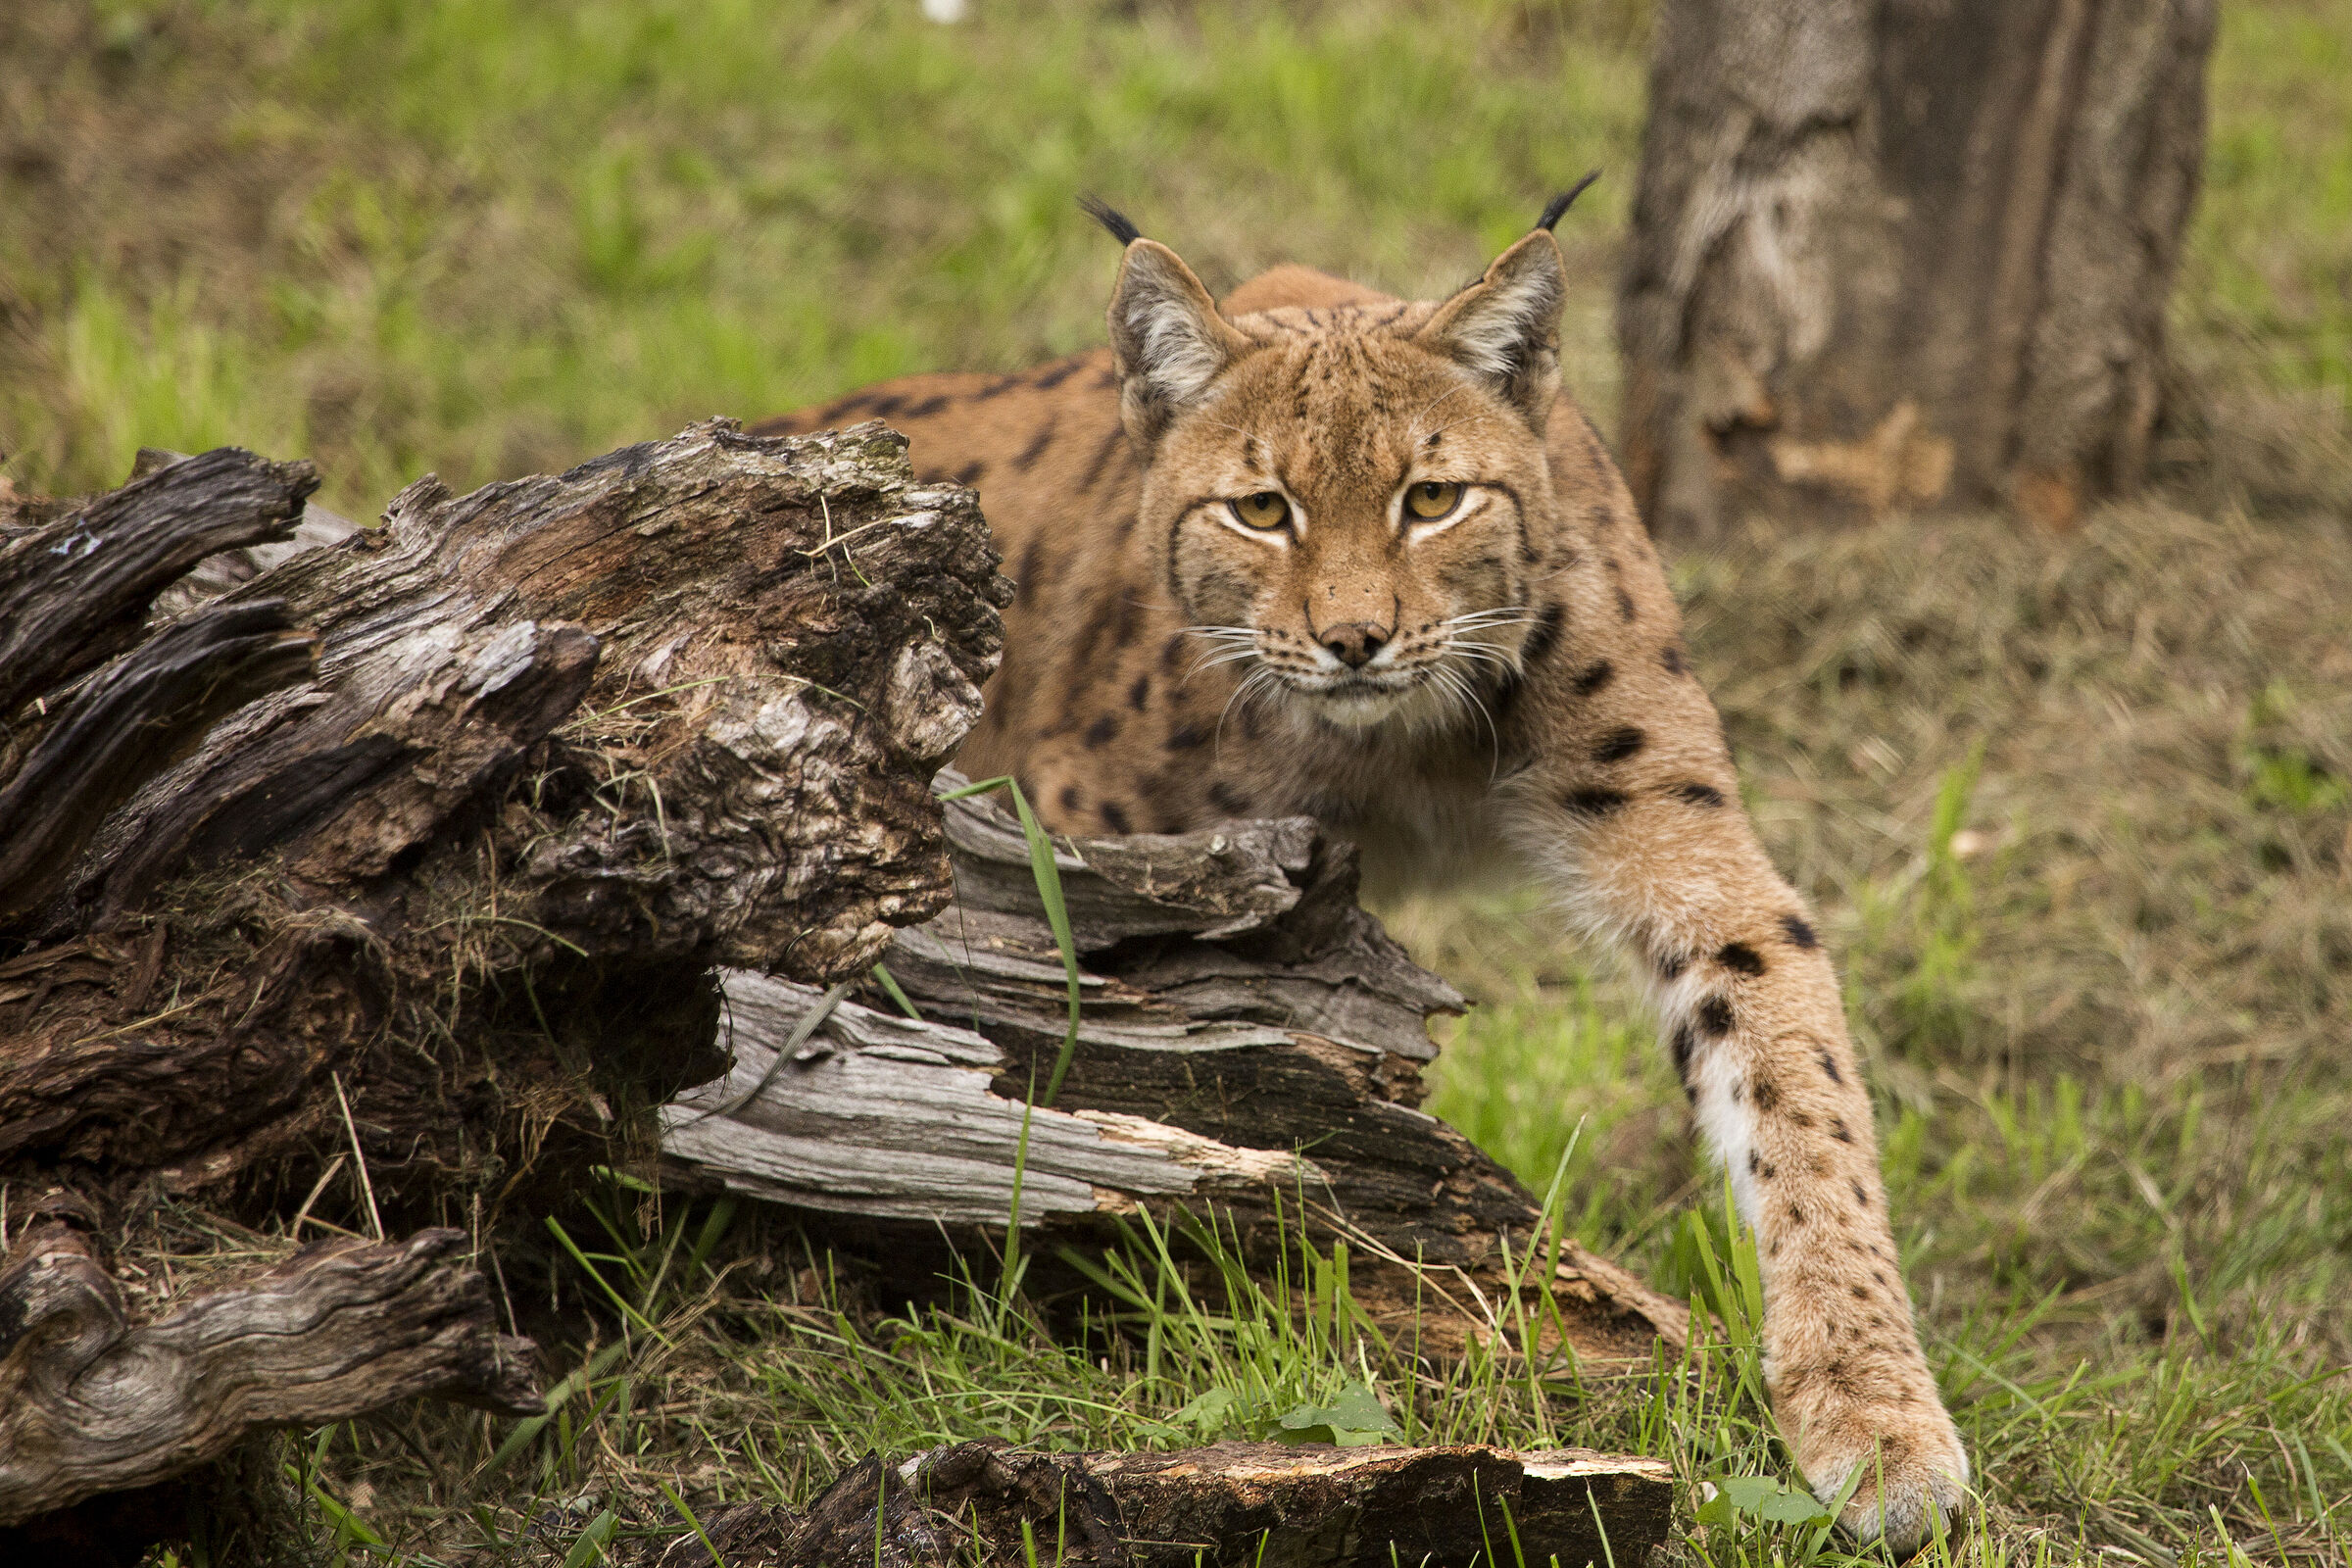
[1797, 1404, 1970, 1556]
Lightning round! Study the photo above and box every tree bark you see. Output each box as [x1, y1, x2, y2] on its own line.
[0, 447, 318, 721]
[615, 1440, 1675, 1568]
[662, 776, 1688, 1366]
[1618, 0, 2216, 539]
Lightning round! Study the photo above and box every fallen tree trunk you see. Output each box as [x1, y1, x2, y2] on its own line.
[662, 777, 1688, 1364]
[618, 1440, 1676, 1568]
[0, 419, 1006, 1215]
[0, 421, 1008, 1536]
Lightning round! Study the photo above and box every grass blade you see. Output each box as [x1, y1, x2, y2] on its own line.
[940, 774, 1085, 1105]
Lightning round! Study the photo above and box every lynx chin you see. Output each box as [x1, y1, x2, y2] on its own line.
[757, 189, 1970, 1552]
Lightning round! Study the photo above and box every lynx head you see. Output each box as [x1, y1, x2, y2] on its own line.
[1091, 192, 1590, 731]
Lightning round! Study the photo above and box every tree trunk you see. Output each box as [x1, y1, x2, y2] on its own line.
[0, 421, 1005, 1219]
[662, 776, 1689, 1367]
[1618, 0, 2216, 539]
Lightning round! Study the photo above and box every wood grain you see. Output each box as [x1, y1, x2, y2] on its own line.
[662, 777, 1688, 1365]
[0, 1203, 537, 1529]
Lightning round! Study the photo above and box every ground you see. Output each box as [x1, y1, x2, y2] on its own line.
[1, 2, 2348, 1564]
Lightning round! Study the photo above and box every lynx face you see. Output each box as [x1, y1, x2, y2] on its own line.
[1112, 235, 1571, 732]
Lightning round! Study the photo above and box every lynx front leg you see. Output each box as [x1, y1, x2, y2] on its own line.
[1499, 700, 1969, 1551]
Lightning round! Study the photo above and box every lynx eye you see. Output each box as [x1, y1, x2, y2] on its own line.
[1404, 481, 1464, 521]
[1230, 491, 1292, 530]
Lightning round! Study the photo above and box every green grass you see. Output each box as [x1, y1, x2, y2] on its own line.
[7, 0, 2346, 515]
[3, 0, 1643, 514]
[206, 1172, 1996, 1566]
[8, 1, 2351, 1564]
[2186, 0, 2352, 408]
[215, 1089, 2349, 1565]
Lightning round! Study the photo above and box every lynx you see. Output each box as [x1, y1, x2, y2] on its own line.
[756, 194, 1969, 1550]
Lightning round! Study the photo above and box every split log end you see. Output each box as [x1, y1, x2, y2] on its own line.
[0, 1220, 538, 1528]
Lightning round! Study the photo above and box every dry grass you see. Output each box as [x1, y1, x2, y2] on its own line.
[1695, 503, 2352, 1086]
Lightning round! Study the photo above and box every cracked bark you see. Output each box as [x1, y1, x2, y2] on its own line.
[0, 420, 1006, 1211]
[1618, 0, 2216, 540]
[0, 1194, 539, 1538]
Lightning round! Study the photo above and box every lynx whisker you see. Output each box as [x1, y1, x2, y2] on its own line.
[1444, 607, 1536, 630]
[1187, 646, 1266, 678]
[1180, 624, 1265, 680]
[1214, 664, 1282, 752]
[1430, 663, 1499, 770]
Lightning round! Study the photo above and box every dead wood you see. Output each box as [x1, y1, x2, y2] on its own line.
[662, 777, 1688, 1365]
[0, 1189, 539, 1531]
[617, 1440, 1675, 1568]
[0, 599, 317, 923]
[0, 419, 1007, 1539]
[0, 447, 317, 720]
[0, 419, 1007, 1215]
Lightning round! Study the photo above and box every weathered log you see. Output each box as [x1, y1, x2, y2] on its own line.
[0, 447, 316, 720]
[0, 600, 317, 922]
[1618, 0, 2216, 538]
[0, 1191, 539, 1532]
[1083, 1444, 1673, 1568]
[662, 777, 1687, 1364]
[0, 420, 1008, 1214]
[0, 421, 1004, 1540]
[619, 1440, 1675, 1568]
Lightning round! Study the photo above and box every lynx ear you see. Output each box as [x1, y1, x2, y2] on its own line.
[1105, 239, 1252, 445]
[1417, 229, 1567, 429]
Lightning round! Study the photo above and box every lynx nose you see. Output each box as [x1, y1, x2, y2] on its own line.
[1318, 622, 1388, 668]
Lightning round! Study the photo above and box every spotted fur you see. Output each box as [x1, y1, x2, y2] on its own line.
[756, 216, 1970, 1551]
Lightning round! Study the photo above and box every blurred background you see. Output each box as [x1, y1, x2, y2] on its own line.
[2, 2, 2348, 1560]
[7, 0, 2338, 517]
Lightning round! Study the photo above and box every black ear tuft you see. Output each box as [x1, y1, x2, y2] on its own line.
[1079, 195, 1143, 247]
[1537, 171, 1602, 233]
